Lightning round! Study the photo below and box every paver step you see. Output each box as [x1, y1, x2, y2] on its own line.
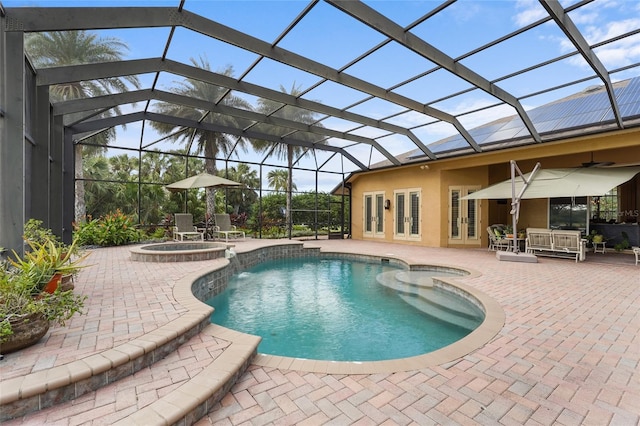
[2, 324, 260, 425]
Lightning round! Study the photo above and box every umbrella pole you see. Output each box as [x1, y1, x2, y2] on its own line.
[510, 160, 541, 253]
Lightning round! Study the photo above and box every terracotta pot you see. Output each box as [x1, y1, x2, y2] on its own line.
[43, 273, 63, 294]
[0, 313, 49, 354]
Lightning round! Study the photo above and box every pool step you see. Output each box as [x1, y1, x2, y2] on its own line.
[397, 294, 482, 331]
[377, 270, 483, 331]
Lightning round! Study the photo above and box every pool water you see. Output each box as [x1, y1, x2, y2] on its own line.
[206, 257, 484, 361]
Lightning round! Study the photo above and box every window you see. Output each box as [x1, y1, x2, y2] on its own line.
[591, 188, 618, 222]
[549, 197, 587, 231]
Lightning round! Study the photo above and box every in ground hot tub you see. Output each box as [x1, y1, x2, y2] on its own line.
[130, 242, 227, 262]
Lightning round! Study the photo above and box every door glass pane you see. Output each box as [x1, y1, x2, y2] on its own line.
[376, 194, 384, 233]
[450, 189, 460, 238]
[410, 191, 419, 235]
[467, 195, 477, 238]
[365, 195, 372, 233]
[396, 193, 405, 234]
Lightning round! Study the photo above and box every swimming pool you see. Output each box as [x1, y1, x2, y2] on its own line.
[206, 257, 484, 361]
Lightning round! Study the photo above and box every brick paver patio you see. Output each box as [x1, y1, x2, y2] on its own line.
[1, 239, 638, 425]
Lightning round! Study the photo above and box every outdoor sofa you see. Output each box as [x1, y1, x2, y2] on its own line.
[525, 227, 586, 262]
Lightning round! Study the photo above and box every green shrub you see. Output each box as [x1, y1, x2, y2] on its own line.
[74, 210, 142, 247]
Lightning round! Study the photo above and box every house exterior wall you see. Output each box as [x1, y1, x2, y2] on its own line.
[348, 128, 640, 248]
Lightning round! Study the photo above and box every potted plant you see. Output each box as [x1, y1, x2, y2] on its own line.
[504, 225, 514, 239]
[0, 259, 86, 353]
[9, 237, 89, 294]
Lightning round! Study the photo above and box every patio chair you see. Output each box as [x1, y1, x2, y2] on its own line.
[173, 213, 204, 241]
[212, 214, 245, 242]
[633, 246, 639, 266]
[487, 226, 512, 251]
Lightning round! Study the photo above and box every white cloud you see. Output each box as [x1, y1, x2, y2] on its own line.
[566, 22, 640, 69]
[513, 0, 547, 27]
[584, 18, 640, 45]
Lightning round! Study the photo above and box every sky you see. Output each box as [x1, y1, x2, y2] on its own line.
[3, 0, 640, 191]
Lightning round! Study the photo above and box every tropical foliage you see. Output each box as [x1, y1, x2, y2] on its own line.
[74, 210, 142, 247]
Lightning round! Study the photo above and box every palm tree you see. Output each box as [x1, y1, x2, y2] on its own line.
[150, 56, 253, 217]
[267, 169, 295, 193]
[222, 164, 259, 215]
[254, 83, 324, 230]
[25, 30, 140, 222]
[83, 155, 112, 218]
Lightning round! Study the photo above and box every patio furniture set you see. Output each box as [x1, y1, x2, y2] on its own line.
[173, 213, 245, 242]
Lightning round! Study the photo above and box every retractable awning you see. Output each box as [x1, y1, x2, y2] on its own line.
[463, 167, 640, 200]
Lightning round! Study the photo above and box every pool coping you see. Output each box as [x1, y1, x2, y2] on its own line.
[130, 241, 228, 262]
[191, 245, 505, 375]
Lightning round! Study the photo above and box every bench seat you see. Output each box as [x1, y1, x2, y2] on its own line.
[525, 228, 586, 262]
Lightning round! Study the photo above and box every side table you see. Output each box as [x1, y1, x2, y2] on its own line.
[593, 241, 606, 254]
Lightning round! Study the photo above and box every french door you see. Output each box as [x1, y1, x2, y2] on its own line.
[364, 192, 385, 238]
[448, 186, 481, 245]
[394, 189, 420, 241]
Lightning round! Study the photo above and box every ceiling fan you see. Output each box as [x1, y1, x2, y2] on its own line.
[581, 152, 615, 168]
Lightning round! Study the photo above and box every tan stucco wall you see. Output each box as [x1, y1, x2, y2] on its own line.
[348, 127, 640, 248]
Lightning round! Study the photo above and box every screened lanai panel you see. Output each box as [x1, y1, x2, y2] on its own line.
[242, 58, 323, 94]
[343, 41, 437, 89]
[411, 121, 460, 147]
[188, 1, 309, 41]
[93, 28, 171, 61]
[301, 80, 371, 110]
[375, 134, 418, 157]
[481, 126, 526, 146]
[382, 110, 438, 128]
[430, 90, 506, 118]
[458, 104, 517, 137]
[270, 105, 325, 124]
[466, 119, 515, 144]
[277, 1, 386, 70]
[428, 135, 468, 154]
[497, 57, 597, 100]
[342, 143, 385, 168]
[346, 126, 391, 139]
[346, 97, 406, 120]
[459, 24, 575, 82]
[316, 116, 361, 133]
[566, 1, 636, 45]
[165, 28, 259, 71]
[409, 1, 538, 59]
[594, 37, 640, 73]
[392, 68, 474, 105]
